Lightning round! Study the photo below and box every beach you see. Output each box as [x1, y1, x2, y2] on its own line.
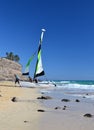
[0, 81, 94, 130]
[0, 81, 43, 130]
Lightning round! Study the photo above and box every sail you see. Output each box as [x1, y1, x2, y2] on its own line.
[22, 52, 36, 75]
[34, 29, 46, 78]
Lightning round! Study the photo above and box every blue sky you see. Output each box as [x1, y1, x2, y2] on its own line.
[0, 0, 94, 80]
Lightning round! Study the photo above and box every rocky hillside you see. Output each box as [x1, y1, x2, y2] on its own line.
[0, 58, 26, 81]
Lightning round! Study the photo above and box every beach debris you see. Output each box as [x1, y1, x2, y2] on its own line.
[37, 109, 45, 112]
[11, 97, 17, 102]
[24, 120, 29, 123]
[62, 107, 66, 110]
[83, 113, 93, 118]
[86, 93, 89, 95]
[83, 96, 86, 98]
[41, 92, 44, 94]
[0, 95, 2, 97]
[54, 106, 61, 110]
[37, 96, 52, 100]
[62, 106, 67, 110]
[75, 99, 80, 102]
[61, 99, 70, 102]
[54, 106, 67, 110]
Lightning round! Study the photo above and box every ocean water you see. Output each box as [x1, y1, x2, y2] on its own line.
[52, 80, 94, 89]
[41, 80, 94, 102]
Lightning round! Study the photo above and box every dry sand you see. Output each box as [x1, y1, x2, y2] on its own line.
[0, 81, 43, 130]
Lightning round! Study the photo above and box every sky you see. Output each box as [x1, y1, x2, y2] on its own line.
[0, 0, 94, 80]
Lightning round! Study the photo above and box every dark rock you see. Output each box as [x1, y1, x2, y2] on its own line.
[62, 105, 67, 110]
[37, 109, 45, 112]
[61, 99, 70, 102]
[37, 96, 52, 100]
[75, 99, 80, 102]
[84, 113, 93, 118]
[54, 106, 61, 110]
[11, 97, 17, 102]
[41, 92, 44, 94]
[62, 107, 66, 110]
[24, 120, 28, 123]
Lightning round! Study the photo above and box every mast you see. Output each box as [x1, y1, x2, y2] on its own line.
[34, 29, 46, 79]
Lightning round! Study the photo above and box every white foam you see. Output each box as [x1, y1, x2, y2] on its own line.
[55, 83, 94, 90]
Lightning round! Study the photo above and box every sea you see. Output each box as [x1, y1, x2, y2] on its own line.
[52, 80, 94, 89]
[40, 80, 94, 107]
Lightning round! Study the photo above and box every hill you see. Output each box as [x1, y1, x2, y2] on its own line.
[0, 58, 26, 81]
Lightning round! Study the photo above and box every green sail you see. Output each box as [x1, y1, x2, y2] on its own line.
[22, 52, 36, 75]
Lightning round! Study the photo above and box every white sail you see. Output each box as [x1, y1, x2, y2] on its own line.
[34, 29, 46, 78]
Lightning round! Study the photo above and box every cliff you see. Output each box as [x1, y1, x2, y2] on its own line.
[0, 58, 26, 81]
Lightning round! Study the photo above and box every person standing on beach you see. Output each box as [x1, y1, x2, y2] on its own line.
[33, 78, 38, 83]
[14, 74, 21, 86]
[28, 76, 33, 82]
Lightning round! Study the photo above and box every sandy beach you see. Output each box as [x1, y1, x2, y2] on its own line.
[0, 81, 43, 130]
[0, 81, 94, 130]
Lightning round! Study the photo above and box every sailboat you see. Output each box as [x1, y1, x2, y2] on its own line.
[20, 29, 55, 87]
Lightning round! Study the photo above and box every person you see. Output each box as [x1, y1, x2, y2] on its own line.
[14, 74, 21, 86]
[33, 78, 38, 83]
[28, 76, 33, 82]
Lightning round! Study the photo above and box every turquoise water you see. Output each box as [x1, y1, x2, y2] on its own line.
[41, 80, 94, 105]
[52, 80, 94, 90]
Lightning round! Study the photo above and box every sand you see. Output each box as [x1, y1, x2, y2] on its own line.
[0, 81, 94, 130]
[38, 90, 94, 130]
[0, 81, 43, 130]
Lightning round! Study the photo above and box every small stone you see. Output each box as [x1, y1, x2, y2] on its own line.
[84, 113, 93, 118]
[41, 92, 44, 94]
[24, 120, 28, 123]
[11, 97, 17, 102]
[62, 107, 66, 110]
[75, 99, 80, 102]
[61, 99, 70, 102]
[37, 96, 52, 100]
[62, 106, 67, 110]
[37, 109, 45, 112]
[54, 106, 61, 110]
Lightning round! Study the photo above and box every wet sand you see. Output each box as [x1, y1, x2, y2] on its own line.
[38, 89, 94, 130]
